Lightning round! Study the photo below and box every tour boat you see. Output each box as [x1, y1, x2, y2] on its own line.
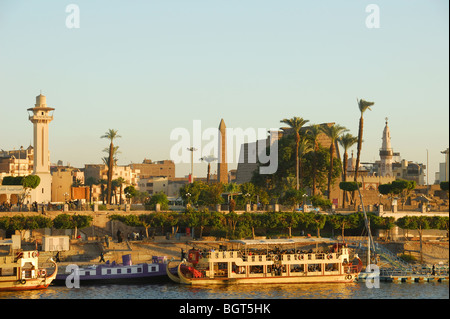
[54, 255, 174, 284]
[167, 238, 362, 285]
[0, 250, 57, 291]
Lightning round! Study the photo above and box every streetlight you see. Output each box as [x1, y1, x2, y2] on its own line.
[200, 155, 218, 183]
[185, 192, 191, 207]
[187, 147, 197, 183]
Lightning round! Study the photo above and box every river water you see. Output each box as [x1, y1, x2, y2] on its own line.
[1, 281, 448, 299]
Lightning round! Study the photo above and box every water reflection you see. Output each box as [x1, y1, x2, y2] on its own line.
[1, 282, 448, 299]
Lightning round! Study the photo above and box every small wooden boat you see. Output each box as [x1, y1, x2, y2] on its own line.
[0, 250, 57, 291]
[167, 238, 362, 285]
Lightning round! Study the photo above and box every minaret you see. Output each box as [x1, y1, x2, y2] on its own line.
[379, 117, 393, 177]
[217, 119, 228, 183]
[27, 93, 54, 203]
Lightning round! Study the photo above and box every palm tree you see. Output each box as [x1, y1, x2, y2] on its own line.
[280, 117, 309, 190]
[115, 177, 127, 205]
[85, 176, 97, 204]
[354, 99, 374, 182]
[298, 135, 314, 189]
[306, 124, 322, 195]
[101, 129, 121, 205]
[320, 124, 348, 199]
[338, 133, 358, 207]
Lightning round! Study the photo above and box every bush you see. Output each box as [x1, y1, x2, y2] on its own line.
[398, 254, 417, 264]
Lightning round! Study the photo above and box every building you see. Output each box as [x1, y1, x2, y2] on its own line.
[0, 146, 34, 178]
[51, 168, 72, 202]
[235, 123, 340, 185]
[379, 118, 394, 177]
[435, 148, 449, 184]
[27, 94, 54, 203]
[130, 159, 175, 179]
[84, 163, 140, 203]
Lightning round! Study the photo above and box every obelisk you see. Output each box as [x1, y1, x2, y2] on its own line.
[217, 119, 228, 183]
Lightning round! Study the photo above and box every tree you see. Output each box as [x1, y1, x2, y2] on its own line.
[198, 182, 224, 207]
[280, 189, 305, 211]
[147, 192, 169, 210]
[101, 129, 121, 205]
[124, 185, 137, 204]
[354, 99, 374, 182]
[320, 124, 348, 199]
[306, 124, 322, 196]
[180, 181, 204, 206]
[114, 177, 127, 205]
[85, 177, 97, 204]
[396, 216, 430, 263]
[338, 133, 358, 207]
[19, 175, 41, 206]
[280, 117, 309, 190]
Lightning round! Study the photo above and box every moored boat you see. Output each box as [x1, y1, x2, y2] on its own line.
[0, 250, 57, 291]
[168, 238, 362, 285]
[54, 255, 174, 284]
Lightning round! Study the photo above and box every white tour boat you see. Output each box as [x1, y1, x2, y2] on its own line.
[167, 238, 362, 285]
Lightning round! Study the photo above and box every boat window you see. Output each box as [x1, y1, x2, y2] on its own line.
[107, 269, 111, 274]
[151, 266, 156, 272]
[137, 268, 142, 273]
[117, 269, 121, 274]
[127, 268, 132, 274]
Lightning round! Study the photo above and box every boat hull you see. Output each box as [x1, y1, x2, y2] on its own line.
[0, 261, 57, 292]
[176, 263, 357, 285]
[53, 262, 175, 285]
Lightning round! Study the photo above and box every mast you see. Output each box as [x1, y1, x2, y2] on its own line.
[356, 176, 376, 267]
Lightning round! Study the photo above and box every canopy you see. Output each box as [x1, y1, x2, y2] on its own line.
[230, 238, 334, 246]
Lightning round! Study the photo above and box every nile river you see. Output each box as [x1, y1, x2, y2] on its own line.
[1, 281, 448, 299]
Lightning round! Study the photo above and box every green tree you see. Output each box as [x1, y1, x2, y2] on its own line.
[280, 189, 305, 211]
[280, 117, 309, 190]
[124, 185, 138, 204]
[320, 124, 348, 199]
[147, 192, 169, 210]
[306, 124, 322, 196]
[396, 216, 430, 263]
[180, 181, 204, 206]
[101, 129, 121, 205]
[338, 133, 358, 207]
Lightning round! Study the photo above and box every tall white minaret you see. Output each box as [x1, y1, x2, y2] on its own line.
[27, 93, 54, 203]
[379, 117, 393, 177]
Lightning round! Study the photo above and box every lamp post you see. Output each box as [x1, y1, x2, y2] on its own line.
[200, 155, 218, 183]
[187, 147, 197, 183]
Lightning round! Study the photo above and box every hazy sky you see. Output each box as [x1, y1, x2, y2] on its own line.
[0, 0, 448, 180]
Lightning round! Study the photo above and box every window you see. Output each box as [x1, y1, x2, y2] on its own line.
[137, 268, 142, 273]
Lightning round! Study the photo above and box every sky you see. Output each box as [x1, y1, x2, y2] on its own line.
[0, 0, 448, 181]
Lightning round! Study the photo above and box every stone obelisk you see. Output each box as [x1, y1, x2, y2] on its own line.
[217, 119, 228, 183]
